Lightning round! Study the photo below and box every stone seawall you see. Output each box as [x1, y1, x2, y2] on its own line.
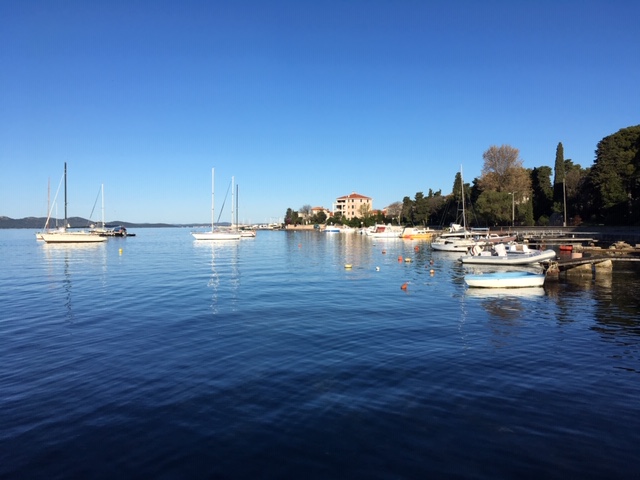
[284, 224, 317, 231]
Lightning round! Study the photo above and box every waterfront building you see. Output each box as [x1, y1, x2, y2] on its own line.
[333, 192, 372, 220]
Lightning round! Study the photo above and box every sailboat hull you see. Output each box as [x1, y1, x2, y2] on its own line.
[41, 231, 107, 243]
[191, 232, 241, 241]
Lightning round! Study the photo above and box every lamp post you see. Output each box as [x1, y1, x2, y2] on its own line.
[563, 177, 567, 227]
[508, 192, 515, 227]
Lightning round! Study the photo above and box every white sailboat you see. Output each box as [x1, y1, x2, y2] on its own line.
[40, 163, 107, 244]
[235, 183, 256, 238]
[431, 166, 478, 252]
[36, 173, 64, 240]
[89, 184, 109, 236]
[192, 168, 241, 241]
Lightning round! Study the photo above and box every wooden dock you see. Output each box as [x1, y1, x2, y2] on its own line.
[544, 256, 640, 275]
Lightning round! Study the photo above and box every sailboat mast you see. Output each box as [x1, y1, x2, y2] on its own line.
[46, 177, 50, 229]
[64, 162, 68, 228]
[460, 166, 466, 231]
[211, 168, 215, 232]
[231, 176, 235, 229]
[236, 184, 239, 228]
[101, 184, 105, 229]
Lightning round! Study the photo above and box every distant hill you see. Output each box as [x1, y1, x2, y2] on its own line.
[0, 216, 186, 229]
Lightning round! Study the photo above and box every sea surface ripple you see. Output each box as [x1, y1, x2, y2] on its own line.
[1, 228, 639, 479]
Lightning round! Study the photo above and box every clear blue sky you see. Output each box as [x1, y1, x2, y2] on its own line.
[1, 0, 638, 225]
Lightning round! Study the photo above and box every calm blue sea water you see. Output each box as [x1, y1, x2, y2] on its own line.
[1, 228, 639, 479]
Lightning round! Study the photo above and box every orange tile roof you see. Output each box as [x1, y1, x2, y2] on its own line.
[336, 192, 371, 200]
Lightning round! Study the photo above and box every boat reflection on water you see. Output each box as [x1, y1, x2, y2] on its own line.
[465, 287, 545, 321]
[464, 286, 545, 298]
[192, 239, 240, 315]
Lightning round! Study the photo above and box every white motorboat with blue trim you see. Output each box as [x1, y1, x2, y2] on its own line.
[459, 242, 556, 265]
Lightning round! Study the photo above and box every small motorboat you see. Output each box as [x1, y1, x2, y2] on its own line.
[464, 271, 546, 289]
[365, 224, 403, 238]
[459, 243, 556, 265]
[402, 227, 437, 240]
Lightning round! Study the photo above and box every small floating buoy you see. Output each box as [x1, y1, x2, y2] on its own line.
[405, 257, 412, 262]
[382, 250, 386, 254]
[414, 246, 419, 252]
[119, 248, 123, 255]
[429, 259, 434, 265]
[344, 264, 352, 269]
[298, 243, 302, 248]
[375, 266, 380, 271]
[398, 256, 403, 262]
[401, 282, 408, 290]
[430, 269, 435, 275]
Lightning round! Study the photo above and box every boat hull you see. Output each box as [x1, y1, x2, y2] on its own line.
[191, 232, 241, 241]
[465, 271, 546, 288]
[41, 232, 107, 243]
[431, 239, 477, 252]
[365, 224, 403, 238]
[402, 227, 437, 240]
[459, 249, 557, 265]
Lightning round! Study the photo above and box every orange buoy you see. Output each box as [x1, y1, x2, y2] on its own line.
[398, 256, 403, 262]
[414, 246, 419, 252]
[401, 282, 408, 290]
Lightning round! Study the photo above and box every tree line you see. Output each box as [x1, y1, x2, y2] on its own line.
[285, 124, 640, 228]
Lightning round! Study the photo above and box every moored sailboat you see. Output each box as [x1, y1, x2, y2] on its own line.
[431, 167, 480, 252]
[36, 173, 64, 240]
[192, 168, 241, 241]
[40, 163, 107, 244]
[234, 182, 256, 238]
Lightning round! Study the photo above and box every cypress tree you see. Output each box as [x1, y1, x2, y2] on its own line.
[553, 142, 565, 212]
